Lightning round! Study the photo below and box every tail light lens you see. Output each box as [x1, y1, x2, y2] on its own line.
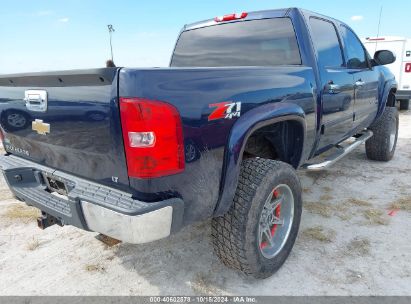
[405, 63, 411, 73]
[119, 97, 185, 179]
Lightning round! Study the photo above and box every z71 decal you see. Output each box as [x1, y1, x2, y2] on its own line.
[208, 101, 241, 121]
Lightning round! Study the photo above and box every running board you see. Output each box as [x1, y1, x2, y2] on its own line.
[303, 130, 373, 171]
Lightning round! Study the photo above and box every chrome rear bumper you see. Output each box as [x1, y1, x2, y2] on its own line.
[0, 154, 184, 244]
[82, 202, 173, 244]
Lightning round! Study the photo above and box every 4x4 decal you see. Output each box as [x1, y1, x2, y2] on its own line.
[208, 101, 241, 121]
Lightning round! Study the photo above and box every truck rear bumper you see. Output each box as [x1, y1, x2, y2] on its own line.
[0, 154, 184, 244]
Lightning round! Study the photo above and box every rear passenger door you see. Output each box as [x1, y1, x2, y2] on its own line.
[339, 25, 379, 130]
[309, 18, 355, 150]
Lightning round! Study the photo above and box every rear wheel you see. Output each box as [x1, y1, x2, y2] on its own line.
[399, 99, 410, 111]
[365, 107, 399, 161]
[211, 158, 302, 278]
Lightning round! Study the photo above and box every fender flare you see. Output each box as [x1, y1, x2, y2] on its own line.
[213, 102, 306, 216]
[376, 80, 397, 120]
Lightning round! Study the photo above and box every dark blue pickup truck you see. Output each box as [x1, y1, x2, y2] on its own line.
[0, 8, 399, 278]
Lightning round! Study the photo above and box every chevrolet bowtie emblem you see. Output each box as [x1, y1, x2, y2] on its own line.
[32, 119, 50, 135]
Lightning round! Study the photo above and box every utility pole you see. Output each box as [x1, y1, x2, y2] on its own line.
[107, 24, 115, 62]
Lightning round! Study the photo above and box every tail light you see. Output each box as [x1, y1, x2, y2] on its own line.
[405, 63, 411, 73]
[119, 97, 185, 179]
[214, 12, 248, 22]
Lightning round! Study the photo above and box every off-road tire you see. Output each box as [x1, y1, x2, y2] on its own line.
[399, 99, 410, 111]
[365, 107, 399, 161]
[211, 158, 302, 279]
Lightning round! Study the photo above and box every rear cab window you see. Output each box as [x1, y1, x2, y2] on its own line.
[171, 18, 301, 67]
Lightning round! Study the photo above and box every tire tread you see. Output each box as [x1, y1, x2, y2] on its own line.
[211, 158, 296, 277]
[365, 107, 398, 161]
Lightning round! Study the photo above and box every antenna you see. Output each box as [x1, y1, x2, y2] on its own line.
[375, 6, 383, 53]
[107, 24, 115, 62]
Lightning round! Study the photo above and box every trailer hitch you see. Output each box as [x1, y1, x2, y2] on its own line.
[37, 212, 62, 230]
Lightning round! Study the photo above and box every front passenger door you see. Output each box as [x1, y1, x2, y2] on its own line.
[340, 25, 379, 130]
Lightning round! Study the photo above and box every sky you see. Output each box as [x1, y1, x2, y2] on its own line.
[0, 0, 409, 74]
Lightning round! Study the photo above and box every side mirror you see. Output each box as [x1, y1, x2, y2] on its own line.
[373, 50, 396, 66]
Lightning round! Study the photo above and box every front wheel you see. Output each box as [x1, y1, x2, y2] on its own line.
[365, 107, 399, 161]
[211, 158, 302, 279]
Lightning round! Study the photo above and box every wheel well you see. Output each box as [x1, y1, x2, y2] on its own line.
[387, 89, 397, 107]
[243, 120, 304, 168]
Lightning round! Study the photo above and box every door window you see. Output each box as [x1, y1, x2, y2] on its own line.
[309, 18, 344, 68]
[340, 26, 369, 69]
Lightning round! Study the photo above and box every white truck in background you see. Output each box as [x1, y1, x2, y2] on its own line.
[363, 36, 411, 110]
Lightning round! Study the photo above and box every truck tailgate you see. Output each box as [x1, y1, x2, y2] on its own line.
[0, 68, 129, 188]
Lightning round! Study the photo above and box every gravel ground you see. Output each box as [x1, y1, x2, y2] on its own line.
[0, 111, 410, 296]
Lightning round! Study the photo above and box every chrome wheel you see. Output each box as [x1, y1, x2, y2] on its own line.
[258, 184, 294, 259]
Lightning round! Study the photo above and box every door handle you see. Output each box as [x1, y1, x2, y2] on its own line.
[355, 80, 366, 87]
[325, 81, 341, 94]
